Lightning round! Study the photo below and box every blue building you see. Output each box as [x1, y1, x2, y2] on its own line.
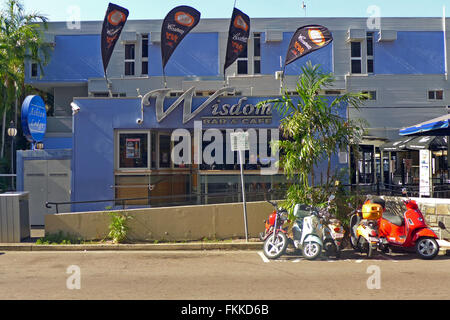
[20, 17, 450, 220]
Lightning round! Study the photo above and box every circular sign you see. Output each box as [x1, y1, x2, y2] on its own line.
[21, 95, 47, 143]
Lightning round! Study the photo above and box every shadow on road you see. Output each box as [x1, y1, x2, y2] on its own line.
[275, 248, 450, 262]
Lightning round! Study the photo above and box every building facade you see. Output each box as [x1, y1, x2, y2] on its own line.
[22, 17, 450, 213]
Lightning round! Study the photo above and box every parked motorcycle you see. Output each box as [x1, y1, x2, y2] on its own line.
[378, 196, 443, 260]
[349, 196, 383, 258]
[262, 200, 289, 259]
[292, 203, 324, 260]
[318, 195, 345, 259]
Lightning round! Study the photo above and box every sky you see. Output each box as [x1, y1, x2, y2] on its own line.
[2, 0, 449, 22]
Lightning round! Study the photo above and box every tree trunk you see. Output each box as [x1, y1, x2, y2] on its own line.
[327, 154, 331, 188]
[1, 107, 6, 159]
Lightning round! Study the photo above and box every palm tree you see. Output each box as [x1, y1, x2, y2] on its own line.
[258, 61, 368, 209]
[0, 0, 51, 158]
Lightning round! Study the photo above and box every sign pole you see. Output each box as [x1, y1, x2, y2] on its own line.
[239, 149, 249, 242]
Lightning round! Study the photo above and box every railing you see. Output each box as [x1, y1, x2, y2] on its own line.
[44, 182, 450, 214]
[340, 182, 450, 199]
[45, 188, 288, 214]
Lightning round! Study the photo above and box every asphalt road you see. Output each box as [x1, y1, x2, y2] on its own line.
[0, 249, 449, 300]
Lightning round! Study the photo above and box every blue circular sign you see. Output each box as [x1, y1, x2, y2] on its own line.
[21, 95, 47, 143]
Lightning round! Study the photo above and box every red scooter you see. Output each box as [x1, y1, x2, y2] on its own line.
[378, 198, 442, 260]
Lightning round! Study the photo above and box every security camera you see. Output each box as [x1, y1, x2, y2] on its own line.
[71, 102, 80, 115]
[136, 118, 143, 125]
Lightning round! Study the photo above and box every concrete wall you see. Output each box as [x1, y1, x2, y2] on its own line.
[384, 196, 450, 240]
[45, 201, 276, 241]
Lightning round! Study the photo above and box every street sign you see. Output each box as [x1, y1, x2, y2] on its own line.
[230, 132, 249, 152]
[230, 131, 250, 242]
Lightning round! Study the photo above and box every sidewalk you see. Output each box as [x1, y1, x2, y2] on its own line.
[0, 227, 448, 254]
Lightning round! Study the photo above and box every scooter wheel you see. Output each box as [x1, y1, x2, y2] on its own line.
[302, 242, 322, 260]
[263, 232, 288, 260]
[415, 237, 440, 260]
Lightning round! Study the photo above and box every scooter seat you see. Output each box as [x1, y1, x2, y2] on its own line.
[382, 212, 404, 227]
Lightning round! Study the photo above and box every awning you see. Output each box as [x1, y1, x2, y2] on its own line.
[379, 136, 415, 152]
[399, 114, 450, 136]
[404, 136, 447, 151]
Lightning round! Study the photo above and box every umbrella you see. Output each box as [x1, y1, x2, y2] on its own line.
[379, 136, 415, 152]
[399, 114, 450, 137]
[404, 136, 447, 151]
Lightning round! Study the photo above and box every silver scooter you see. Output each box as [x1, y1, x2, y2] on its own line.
[292, 203, 323, 260]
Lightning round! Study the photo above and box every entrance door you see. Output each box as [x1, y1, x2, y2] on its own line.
[24, 159, 71, 225]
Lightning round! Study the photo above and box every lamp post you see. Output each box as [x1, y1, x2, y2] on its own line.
[7, 121, 18, 191]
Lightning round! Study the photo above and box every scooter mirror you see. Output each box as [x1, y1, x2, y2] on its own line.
[438, 221, 446, 230]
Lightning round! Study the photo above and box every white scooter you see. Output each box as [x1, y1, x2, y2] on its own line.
[292, 204, 324, 260]
[319, 195, 345, 259]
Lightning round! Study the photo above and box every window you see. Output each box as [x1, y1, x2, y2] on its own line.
[350, 42, 362, 74]
[31, 63, 38, 77]
[367, 32, 374, 74]
[237, 45, 248, 75]
[253, 33, 261, 74]
[428, 90, 444, 100]
[93, 92, 109, 97]
[324, 90, 342, 95]
[125, 44, 135, 76]
[141, 34, 149, 75]
[118, 132, 149, 169]
[159, 134, 171, 168]
[112, 93, 127, 97]
[362, 91, 377, 101]
[236, 33, 261, 75]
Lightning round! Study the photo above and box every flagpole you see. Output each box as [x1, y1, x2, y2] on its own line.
[105, 71, 112, 97]
[162, 68, 167, 88]
[444, 5, 448, 81]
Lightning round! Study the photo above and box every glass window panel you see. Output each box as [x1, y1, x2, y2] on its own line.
[31, 63, 38, 77]
[367, 59, 374, 73]
[119, 133, 148, 168]
[159, 134, 171, 168]
[254, 34, 261, 57]
[237, 60, 248, 74]
[125, 62, 135, 75]
[254, 60, 261, 74]
[351, 59, 362, 74]
[436, 90, 444, 100]
[125, 44, 135, 60]
[428, 91, 435, 100]
[151, 132, 157, 169]
[351, 42, 361, 58]
[367, 33, 374, 56]
[142, 61, 148, 75]
[142, 37, 149, 58]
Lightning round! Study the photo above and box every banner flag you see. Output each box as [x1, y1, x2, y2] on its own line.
[224, 7, 251, 73]
[161, 6, 201, 70]
[101, 3, 129, 75]
[284, 25, 333, 67]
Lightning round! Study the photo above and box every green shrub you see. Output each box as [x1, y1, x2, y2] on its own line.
[108, 212, 132, 243]
[36, 231, 84, 245]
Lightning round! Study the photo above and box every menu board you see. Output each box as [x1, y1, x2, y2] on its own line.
[419, 150, 431, 197]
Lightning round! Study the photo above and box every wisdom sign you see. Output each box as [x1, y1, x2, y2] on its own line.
[21, 95, 47, 143]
